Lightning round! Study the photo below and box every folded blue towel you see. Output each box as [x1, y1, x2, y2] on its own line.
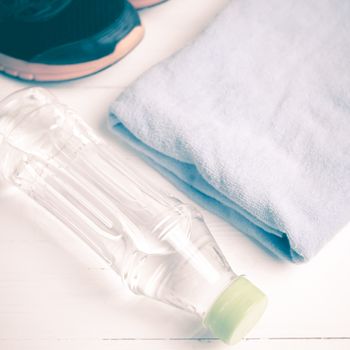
[109, 0, 350, 262]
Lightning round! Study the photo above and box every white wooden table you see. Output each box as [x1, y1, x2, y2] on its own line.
[1, 1, 349, 349]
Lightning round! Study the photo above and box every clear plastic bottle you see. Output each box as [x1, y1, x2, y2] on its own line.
[0, 87, 267, 345]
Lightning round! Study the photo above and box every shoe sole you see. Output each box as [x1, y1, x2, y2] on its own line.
[0, 25, 144, 82]
[130, 0, 168, 9]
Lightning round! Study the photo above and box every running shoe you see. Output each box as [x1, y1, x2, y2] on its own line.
[0, 0, 144, 81]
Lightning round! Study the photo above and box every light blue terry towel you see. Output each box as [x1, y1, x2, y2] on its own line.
[109, 0, 350, 262]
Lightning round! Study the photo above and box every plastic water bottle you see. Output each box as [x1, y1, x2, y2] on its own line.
[0, 87, 267, 345]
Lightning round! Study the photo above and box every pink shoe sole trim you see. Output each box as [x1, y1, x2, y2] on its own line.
[0, 26, 144, 82]
[130, 0, 167, 9]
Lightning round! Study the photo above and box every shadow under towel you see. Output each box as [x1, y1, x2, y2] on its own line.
[109, 0, 350, 262]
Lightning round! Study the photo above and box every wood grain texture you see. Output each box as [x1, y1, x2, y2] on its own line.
[0, 1, 349, 349]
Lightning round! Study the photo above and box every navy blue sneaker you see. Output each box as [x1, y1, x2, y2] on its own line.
[0, 0, 143, 81]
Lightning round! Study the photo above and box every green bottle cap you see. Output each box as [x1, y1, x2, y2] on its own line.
[204, 276, 267, 345]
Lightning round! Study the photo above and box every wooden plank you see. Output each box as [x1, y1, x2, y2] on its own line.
[0, 338, 349, 350]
